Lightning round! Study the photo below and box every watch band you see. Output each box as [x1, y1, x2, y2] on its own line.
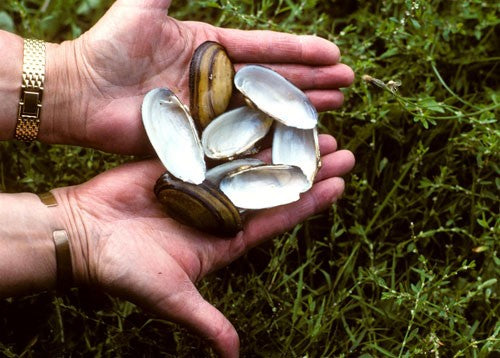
[15, 38, 46, 142]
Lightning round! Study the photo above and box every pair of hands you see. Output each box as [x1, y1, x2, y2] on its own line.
[25, 0, 355, 356]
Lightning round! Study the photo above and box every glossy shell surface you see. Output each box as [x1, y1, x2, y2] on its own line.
[219, 164, 309, 209]
[142, 88, 206, 185]
[205, 158, 265, 186]
[155, 173, 242, 237]
[189, 41, 235, 130]
[144, 51, 323, 235]
[234, 65, 318, 129]
[272, 122, 320, 188]
[202, 106, 273, 160]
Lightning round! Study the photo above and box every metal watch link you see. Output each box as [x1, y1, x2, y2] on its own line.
[15, 38, 46, 142]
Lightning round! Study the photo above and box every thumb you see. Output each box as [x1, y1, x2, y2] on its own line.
[160, 283, 240, 357]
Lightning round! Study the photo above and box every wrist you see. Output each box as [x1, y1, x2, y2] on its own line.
[0, 186, 97, 297]
[51, 186, 96, 287]
[38, 40, 85, 145]
[0, 192, 59, 296]
[0, 32, 85, 145]
[0, 31, 23, 140]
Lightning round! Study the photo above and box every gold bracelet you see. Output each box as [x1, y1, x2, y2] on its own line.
[38, 192, 74, 291]
[15, 38, 46, 142]
[53, 229, 74, 291]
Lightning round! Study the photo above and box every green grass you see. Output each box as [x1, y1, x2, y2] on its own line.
[1, 0, 499, 356]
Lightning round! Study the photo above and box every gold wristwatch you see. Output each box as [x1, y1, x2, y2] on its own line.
[15, 38, 46, 142]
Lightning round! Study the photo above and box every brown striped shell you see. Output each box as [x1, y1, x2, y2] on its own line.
[189, 41, 234, 131]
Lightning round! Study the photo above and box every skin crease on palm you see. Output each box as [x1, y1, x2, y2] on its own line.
[57, 138, 354, 358]
[5, 0, 355, 356]
[52, 0, 354, 155]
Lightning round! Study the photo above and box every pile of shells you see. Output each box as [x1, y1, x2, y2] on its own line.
[142, 41, 320, 237]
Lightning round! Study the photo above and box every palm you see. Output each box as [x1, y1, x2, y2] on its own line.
[69, 134, 354, 356]
[75, 160, 208, 283]
[77, 3, 206, 153]
[72, 160, 243, 353]
[71, 0, 353, 154]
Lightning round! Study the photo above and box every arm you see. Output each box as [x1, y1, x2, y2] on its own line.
[0, 192, 60, 296]
[0, 135, 354, 357]
[0, 30, 77, 144]
[0, 31, 22, 139]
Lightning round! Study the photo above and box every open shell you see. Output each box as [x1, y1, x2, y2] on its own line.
[202, 106, 273, 160]
[219, 164, 309, 210]
[144, 52, 322, 235]
[142, 88, 206, 185]
[205, 158, 265, 186]
[272, 122, 321, 188]
[234, 65, 318, 129]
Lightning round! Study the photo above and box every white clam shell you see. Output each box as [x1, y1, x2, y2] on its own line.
[142, 88, 206, 184]
[205, 158, 265, 186]
[272, 122, 320, 188]
[234, 65, 318, 129]
[219, 164, 309, 209]
[202, 106, 273, 160]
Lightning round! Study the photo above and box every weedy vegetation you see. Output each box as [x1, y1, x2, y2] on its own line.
[0, 0, 498, 356]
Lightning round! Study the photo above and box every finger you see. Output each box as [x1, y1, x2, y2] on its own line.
[216, 29, 340, 65]
[314, 150, 356, 182]
[161, 285, 239, 358]
[255, 147, 354, 182]
[234, 63, 355, 89]
[306, 89, 345, 111]
[241, 176, 345, 250]
[205, 148, 351, 268]
[254, 134, 338, 162]
[318, 134, 338, 154]
[229, 88, 345, 112]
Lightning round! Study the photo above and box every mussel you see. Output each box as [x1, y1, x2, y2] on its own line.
[142, 88, 243, 237]
[189, 41, 235, 130]
[142, 88, 206, 184]
[142, 41, 323, 237]
[272, 122, 320, 188]
[202, 106, 273, 160]
[219, 164, 310, 210]
[154, 173, 242, 236]
[205, 158, 265, 186]
[234, 65, 318, 129]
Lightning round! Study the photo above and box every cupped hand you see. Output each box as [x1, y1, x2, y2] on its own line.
[54, 134, 354, 357]
[50, 0, 353, 154]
